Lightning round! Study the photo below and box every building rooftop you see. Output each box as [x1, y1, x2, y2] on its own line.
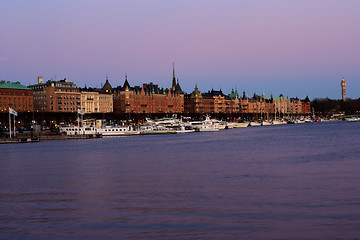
[28, 78, 76, 88]
[0, 81, 32, 90]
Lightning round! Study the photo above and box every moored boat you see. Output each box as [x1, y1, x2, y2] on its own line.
[232, 120, 249, 128]
[249, 121, 262, 127]
[272, 120, 287, 125]
[261, 120, 272, 126]
[140, 125, 177, 135]
[345, 117, 360, 122]
[60, 126, 99, 136]
[97, 126, 139, 136]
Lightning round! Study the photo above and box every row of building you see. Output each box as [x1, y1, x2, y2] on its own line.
[0, 68, 311, 116]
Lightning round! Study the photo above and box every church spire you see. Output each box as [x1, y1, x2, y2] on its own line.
[123, 73, 130, 90]
[172, 62, 176, 90]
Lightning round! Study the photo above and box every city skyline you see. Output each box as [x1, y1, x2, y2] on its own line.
[1, 0, 359, 100]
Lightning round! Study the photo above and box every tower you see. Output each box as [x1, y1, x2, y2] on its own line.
[172, 63, 176, 90]
[341, 77, 346, 101]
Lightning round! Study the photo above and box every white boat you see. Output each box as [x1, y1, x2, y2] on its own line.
[97, 126, 139, 136]
[272, 120, 287, 125]
[197, 124, 219, 132]
[345, 117, 360, 122]
[189, 119, 219, 132]
[296, 119, 305, 124]
[249, 121, 262, 127]
[261, 120, 272, 126]
[232, 120, 249, 128]
[169, 125, 195, 133]
[140, 124, 177, 134]
[226, 122, 236, 129]
[60, 126, 99, 136]
[152, 118, 177, 126]
[217, 122, 227, 130]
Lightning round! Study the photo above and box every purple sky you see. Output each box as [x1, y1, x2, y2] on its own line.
[1, 0, 359, 99]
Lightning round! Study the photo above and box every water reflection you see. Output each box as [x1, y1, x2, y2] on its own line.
[1, 122, 360, 239]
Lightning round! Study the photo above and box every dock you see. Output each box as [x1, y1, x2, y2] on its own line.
[0, 133, 102, 144]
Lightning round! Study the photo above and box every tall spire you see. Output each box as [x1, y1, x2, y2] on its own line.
[173, 62, 175, 77]
[172, 62, 176, 90]
[123, 73, 130, 90]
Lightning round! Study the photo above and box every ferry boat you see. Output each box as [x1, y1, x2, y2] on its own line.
[97, 126, 140, 136]
[59, 126, 99, 136]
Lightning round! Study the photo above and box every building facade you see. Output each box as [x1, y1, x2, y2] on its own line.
[184, 87, 240, 114]
[239, 93, 310, 119]
[29, 77, 81, 112]
[113, 68, 184, 114]
[81, 79, 113, 113]
[0, 81, 34, 112]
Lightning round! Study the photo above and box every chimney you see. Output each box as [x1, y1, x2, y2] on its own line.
[38, 77, 43, 84]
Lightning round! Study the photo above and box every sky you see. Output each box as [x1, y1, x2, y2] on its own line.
[1, 0, 359, 100]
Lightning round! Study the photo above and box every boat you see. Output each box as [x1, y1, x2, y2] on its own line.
[189, 116, 219, 132]
[226, 122, 236, 129]
[287, 120, 296, 124]
[140, 124, 177, 135]
[97, 125, 140, 136]
[272, 120, 287, 125]
[169, 125, 195, 133]
[345, 117, 360, 122]
[232, 120, 249, 128]
[217, 122, 227, 130]
[296, 119, 305, 124]
[249, 121, 262, 127]
[60, 125, 99, 136]
[261, 120, 272, 126]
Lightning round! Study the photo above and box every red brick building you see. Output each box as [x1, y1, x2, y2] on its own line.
[302, 96, 311, 114]
[0, 81, 33, 113]
[29, 77, 81, 112]
[184, 86, 240, 114]
[113, 69, 184, 114]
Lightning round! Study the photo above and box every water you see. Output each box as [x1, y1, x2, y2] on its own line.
[1, 121, 359, 239]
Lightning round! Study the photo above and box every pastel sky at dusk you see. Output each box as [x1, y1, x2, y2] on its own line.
[1, 0, 359, 99]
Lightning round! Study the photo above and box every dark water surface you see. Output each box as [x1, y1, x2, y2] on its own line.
[1, 121, 360, 239]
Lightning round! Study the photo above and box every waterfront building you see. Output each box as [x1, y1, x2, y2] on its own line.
[81, 91, 100, 113]
[29, 77, 80, 112]
[272, 95, 290, 118]
[184, 86, 239, 114]
[341, 77, 346, 101]
[0, 81, 33, 112]
[302, 96, 311, 114]
[81, 79, 113, 113]
[239, 93, 310, 119]
[239, 93, 268, 119]
[113, 67, 184, 114]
